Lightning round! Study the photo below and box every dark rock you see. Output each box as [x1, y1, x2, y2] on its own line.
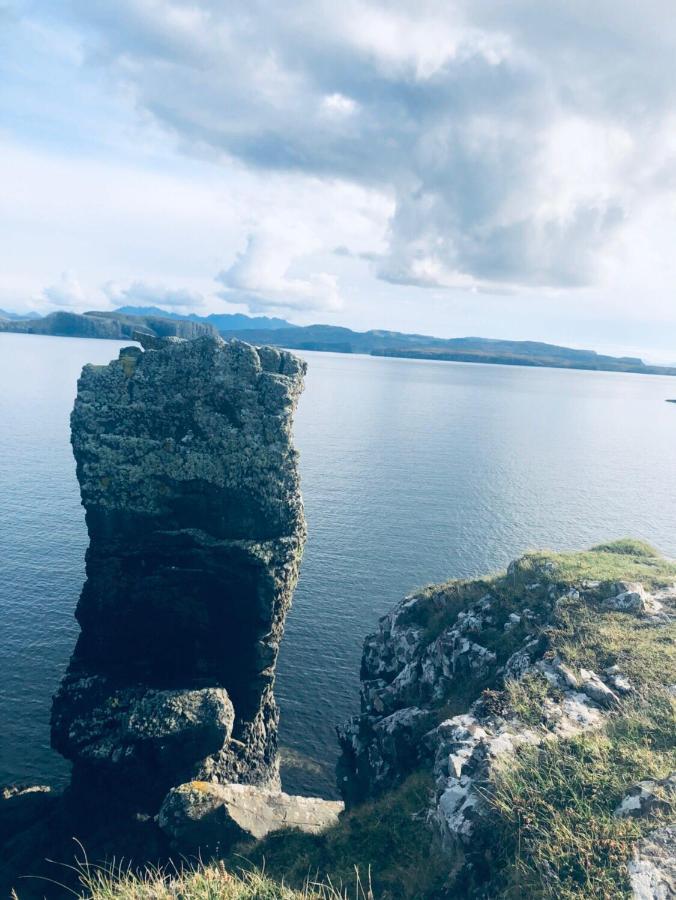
[51, 336, 307, 805]
[0, 786, 55, 845]
[337, 706, 435, 802]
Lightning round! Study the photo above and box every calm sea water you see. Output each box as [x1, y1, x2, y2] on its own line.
[1, 333, 676, 797]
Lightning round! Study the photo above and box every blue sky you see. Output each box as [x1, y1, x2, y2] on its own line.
[2, 1, 676, 361]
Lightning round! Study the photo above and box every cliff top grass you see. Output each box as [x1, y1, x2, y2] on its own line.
[474, 540, 676, 898]
[486, 689, 676, 899]
[62, 863, 363, 899]
[511, 538, 676, 590]
[415, 539, 676, 712]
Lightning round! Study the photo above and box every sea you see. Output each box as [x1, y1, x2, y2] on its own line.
[1, 332, 675, 798]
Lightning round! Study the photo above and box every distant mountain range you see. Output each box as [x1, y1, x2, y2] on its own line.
[1, 306, 674, 377]
[0, 308, 41, 321]
[113, 306, 295, 331]
[216, 323, 676, 376]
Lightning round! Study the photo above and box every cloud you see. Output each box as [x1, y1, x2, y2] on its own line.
[104, 280, 204, 308]
[43, 271, 87, 308]
[43, 0, 676, 296]
[21, 0, 676, 309]
[217, 230, 343, 313]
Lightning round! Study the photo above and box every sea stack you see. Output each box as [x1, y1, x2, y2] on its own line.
[51, 335, 307, 810]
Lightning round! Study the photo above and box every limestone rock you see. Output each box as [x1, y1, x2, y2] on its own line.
[51, 336, 307, 806]
[628, 826, 676, 899]
[336, 706, 435, 802]
[578, 668, 621, 707]
[615, 774, 676, 820]
[602, 582, 648, 613]
[159, 781, 343, 854]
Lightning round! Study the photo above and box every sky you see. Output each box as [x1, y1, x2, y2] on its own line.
[2, 1, 676, 361]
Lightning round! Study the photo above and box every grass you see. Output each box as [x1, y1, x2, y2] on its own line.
[510, 540, 676, 590]
[226, 772, 449, 900]
[466, 540, 676, 898]
[55, 858, 373, 899]
[485, 691, 676, 899]
[504, 673, 562, 727]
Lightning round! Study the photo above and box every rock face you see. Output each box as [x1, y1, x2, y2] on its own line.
[338, 550, 676, 890]
[51, 335, 307, 808]
[159, 781, 343, 854]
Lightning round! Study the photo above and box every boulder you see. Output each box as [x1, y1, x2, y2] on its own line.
[159, 782, 343, 854]
[52, 679, 234, 802]
[615, 774, 676, 820]
[628, 826, 676, 899]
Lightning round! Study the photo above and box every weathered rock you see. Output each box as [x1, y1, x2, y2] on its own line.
[615, 774, 676, 820]
[628, 826, 676, 899]
[578, 668, 621, 707]
[339, 588, 504, 800]
[52, 678, 234, 799]
[0, 786, 55, 845]
[159, 781, 343, 854]
[51, 336, 307, 806]
[602, 582, 648, 613]
[336, 706, 435, 802]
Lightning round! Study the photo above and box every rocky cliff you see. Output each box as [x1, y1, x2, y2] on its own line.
[338, 540, 676, 897]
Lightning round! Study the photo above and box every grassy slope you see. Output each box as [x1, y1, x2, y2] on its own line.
[80, 540, 675, 900]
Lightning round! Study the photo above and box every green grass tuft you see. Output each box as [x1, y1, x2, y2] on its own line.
[485, 691, 676, 899]
[63, 857, 373, 900]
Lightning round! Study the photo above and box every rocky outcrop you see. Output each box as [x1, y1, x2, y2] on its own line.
[0, 310, 217, 341]
[338, 546, 676, 895]
[51, 335, 307, 808]
[159, 781, 343, 854]
[615, 775, 676, 820]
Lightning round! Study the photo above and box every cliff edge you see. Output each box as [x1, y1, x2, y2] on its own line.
[335, 539, 676, 897]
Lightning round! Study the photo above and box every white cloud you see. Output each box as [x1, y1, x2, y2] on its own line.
[43, 271, 87, 309]
[321, 93, 358, 117]
[217, 229, 343, 313]
[104, 280, 204, 309]
[39, 0, 676, 297]
[4, 0, 676, 354]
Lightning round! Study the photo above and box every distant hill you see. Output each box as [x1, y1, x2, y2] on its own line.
[216, 323, 676, 376]
[0, 310, 216, 341]
[0, 308, 41, 321]
[114, 306, 295, 331]
[2, 309, 674, 377]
